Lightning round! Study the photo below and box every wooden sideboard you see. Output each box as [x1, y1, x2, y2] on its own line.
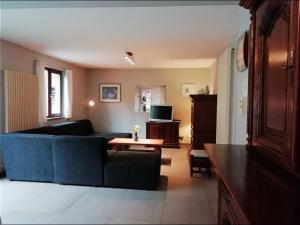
[146, 121, 180, 148]
[190, 95, 217, 150]
[205, 144, 300, 225]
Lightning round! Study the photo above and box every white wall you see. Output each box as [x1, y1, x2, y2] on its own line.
[212, 8, 250, 145]
[216, 48, 233, 144]
[0, 39, 88, 131]
[86, 68, 210, 143]
[228, 9, 250, 144]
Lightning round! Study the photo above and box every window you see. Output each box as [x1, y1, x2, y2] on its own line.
[135, 86, 166, 112]
[45, 68, 63, 118]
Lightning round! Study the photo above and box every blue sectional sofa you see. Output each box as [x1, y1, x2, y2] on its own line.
[0, 120, 161, 190]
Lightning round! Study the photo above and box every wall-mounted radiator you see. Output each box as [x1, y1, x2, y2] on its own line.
[4, 70, 38, 132]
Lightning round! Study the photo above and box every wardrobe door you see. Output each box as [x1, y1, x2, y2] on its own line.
[252, 0, 295, 169]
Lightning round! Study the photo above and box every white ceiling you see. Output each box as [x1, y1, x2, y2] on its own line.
[1, 1, 243, 69]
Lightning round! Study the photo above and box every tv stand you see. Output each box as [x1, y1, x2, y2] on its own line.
[146, 121, 180, 148]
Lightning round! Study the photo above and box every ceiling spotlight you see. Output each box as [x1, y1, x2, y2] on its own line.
[124, 51, 135, 65]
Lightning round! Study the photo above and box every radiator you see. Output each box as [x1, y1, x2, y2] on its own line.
[4, 70, 38, 132]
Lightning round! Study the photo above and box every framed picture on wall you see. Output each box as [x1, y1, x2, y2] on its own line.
[236, 30, 249, 72]
[99, 83, 121, 102]
[181, 83, 196, 97]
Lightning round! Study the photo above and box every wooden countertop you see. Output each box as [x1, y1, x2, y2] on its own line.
[108, 138, 164, 146]
[205, 144, 300, 225]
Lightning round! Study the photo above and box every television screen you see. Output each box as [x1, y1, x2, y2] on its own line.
[150, 105, 173, 122]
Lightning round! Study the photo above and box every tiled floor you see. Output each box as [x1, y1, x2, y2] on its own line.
[0, 146, 218, 224]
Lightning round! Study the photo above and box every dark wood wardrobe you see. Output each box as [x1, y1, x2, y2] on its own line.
[190, 95, 217, 150]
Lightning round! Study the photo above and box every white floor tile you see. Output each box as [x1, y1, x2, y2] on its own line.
[64, 187, 124, 217]
[166, 179, 207, 202]
[162, 200, 214, 224]
[2, 211, 108, 224]
[125, 188, 166, 200]
[18, 185, 89, 213]
[0, 181, 55, 215]
[112, 196, 164, 222]
[107, 218, 158, 224]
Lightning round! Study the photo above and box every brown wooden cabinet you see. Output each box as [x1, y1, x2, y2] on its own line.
[146, 121, 180, 148]
[190, 95, 217, 149]
[241, 0, 300, 176]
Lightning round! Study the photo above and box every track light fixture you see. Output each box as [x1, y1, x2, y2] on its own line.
[124, 51, 135, 65]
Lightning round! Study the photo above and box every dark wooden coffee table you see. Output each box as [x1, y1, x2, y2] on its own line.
[108, 138, 164, 152]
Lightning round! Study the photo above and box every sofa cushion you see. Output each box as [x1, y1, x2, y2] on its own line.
[52, 136, 107, 186]
[104, 151, 161, 190]
[0, 133, 55, 182]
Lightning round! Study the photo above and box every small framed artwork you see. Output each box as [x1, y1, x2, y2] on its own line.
[236, 30, 249, 72]
[99, 83, 121, 103]
[181, 83, 196, 97]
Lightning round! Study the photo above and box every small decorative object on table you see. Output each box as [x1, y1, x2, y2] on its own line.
[133, 125, 140, 141]
[205, 86, 210, 95]
[198, 88, 205, 95]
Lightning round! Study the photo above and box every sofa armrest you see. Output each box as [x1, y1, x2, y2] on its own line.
[52, 136, 107, 186]
[0, 134, 55, 182]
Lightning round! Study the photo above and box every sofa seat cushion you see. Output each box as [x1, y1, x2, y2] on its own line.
[104, 151, 161, 190]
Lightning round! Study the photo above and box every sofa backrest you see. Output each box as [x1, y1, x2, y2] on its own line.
[0, 133, 55, 182]
[17, 119, 94, 136]
[52, 136, 107, 186]
[50, 120, 94, 136]
[18, 126, 55, 135]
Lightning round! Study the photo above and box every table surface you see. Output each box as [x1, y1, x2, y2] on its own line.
[205, 143, 300, 225]
[108, 138, 164, 146]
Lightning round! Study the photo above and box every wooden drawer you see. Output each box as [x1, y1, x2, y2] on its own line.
[219, 181, 249, 225]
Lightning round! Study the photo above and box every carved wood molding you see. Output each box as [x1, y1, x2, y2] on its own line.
[258, 1, 290, 36]
[239, 0, 262, 12]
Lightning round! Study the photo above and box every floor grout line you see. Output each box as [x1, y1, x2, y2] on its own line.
[58, 186, 91, 214]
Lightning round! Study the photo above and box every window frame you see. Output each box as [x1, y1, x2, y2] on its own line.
[45, 67, 63, 118]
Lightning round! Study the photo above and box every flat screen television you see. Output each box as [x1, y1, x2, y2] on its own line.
[149, 105, 173, 122]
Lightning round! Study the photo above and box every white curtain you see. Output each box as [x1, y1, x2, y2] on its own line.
[63, 70, 73, 118]
[151, 86, 166, 105]
[35, 60, 47, 124]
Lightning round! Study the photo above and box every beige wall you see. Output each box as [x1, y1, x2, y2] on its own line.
[0, 39, 88, 130]
[87, 68, 210, 143]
